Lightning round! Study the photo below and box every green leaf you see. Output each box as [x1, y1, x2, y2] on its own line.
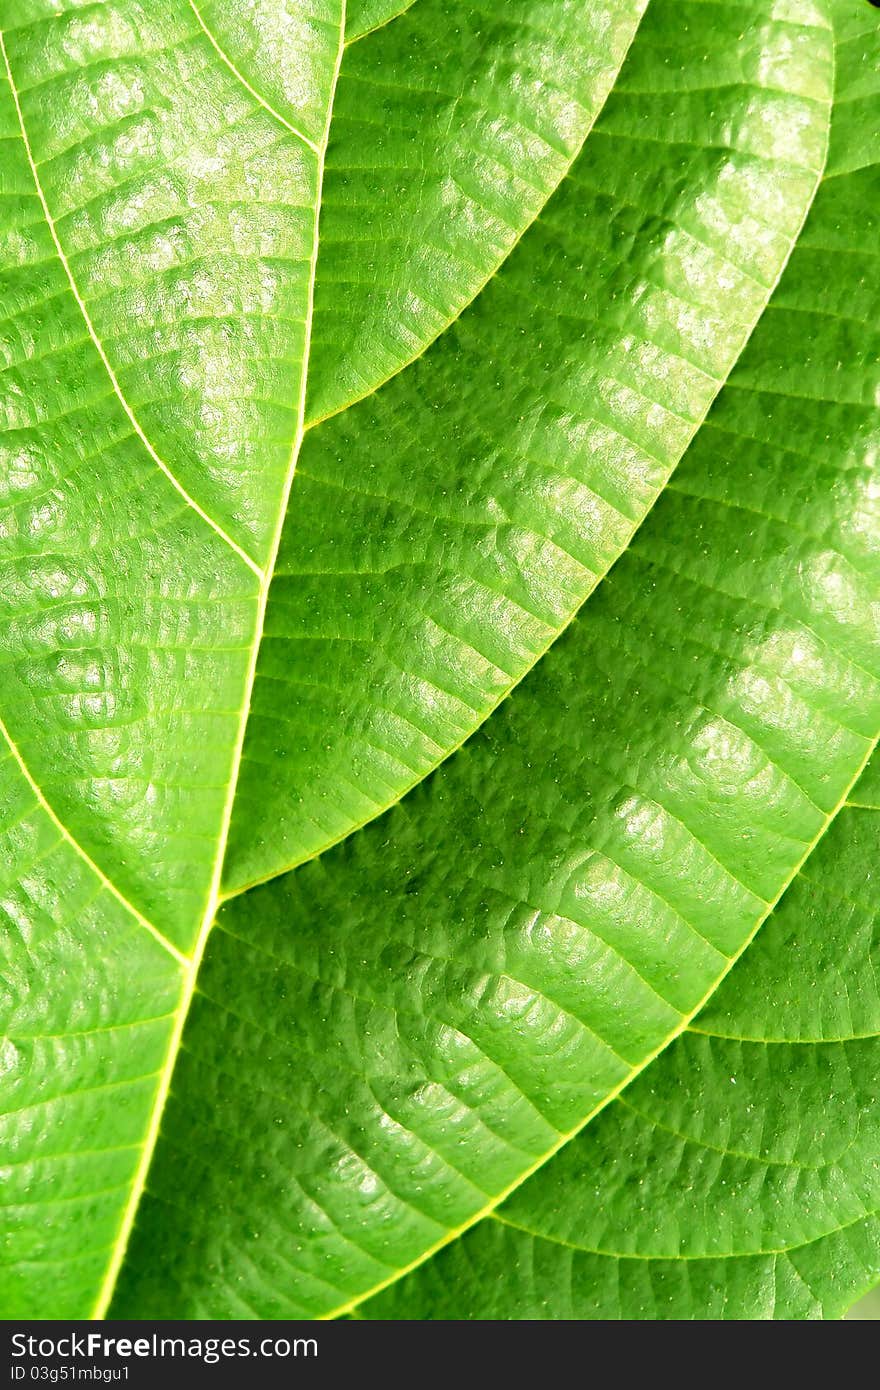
[346, 1, 418, 43]
[307, 0, 659, 423]
[225, 0, 833, 889]
[113, 0, 875, 1319]
[364, 757, 880, 1320]
[1, 0, 877, 1324]
[0, 0, 645, 1315]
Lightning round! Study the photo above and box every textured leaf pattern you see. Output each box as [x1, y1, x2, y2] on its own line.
[365, 760, 880, 1319]
[1, 0, 878, 1322]
[306, 0, 650, 422]
[226, 0, 832, 888]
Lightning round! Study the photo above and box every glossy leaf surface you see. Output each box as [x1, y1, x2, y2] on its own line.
[366, 759, 880, 1319]
[1, 0, 878, 1323]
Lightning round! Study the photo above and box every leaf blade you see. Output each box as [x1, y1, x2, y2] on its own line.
[225, 0, 833, 892]
[367, 758, 880, 1319]
[4, 0, 879, 1326]
[0, 0, 344, 1318]
[107, 3, 880, 1320]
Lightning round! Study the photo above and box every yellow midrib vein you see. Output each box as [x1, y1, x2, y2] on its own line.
[0, 30, 262, 581]
[88, 1, 349, 1321]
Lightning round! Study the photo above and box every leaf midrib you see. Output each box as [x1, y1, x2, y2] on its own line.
[86, 0, 350, 1319]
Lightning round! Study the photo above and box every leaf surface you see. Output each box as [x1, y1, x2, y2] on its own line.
[363, 758, 880, 1319]
[225, 0, 831, 889]
[354, 7, 880, 1318]
[112, 1, 880, 1318]
[1, 0, 878, 1324]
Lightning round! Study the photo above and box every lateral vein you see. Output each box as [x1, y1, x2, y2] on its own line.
[303, 1, 651, 432]
[326, 723, 878, 1320]
[344, 0, 419, 48]
[0, 711, 188, 968]
[187, 0, 321, 153]
[0, 30, 263, 581]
